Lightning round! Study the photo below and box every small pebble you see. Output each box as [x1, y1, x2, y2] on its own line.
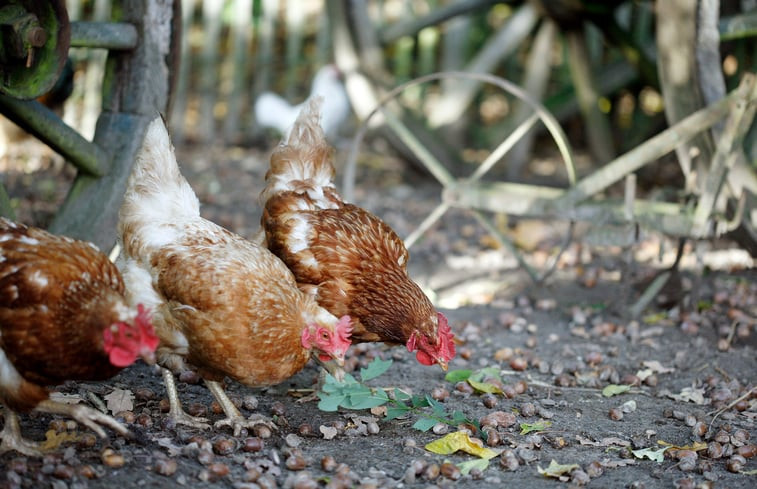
[423, 463, 440, 480]
[285, 434, 302, 448]
[431, 387, 450, 402]
[101, 448, 125, 468]
[134, 387, 156, 401]
[585, 460, 603, 478]
[270, 401, 287, 417]
[432, 423, 448, 435]
[520, 402, 536, 417]
[481, 393, 498, 408]
[726, 455, 746, 473]
[608, 408, 623, 421]
[208, 462, 230, 478]
[321, 455, 337, 472]
[242, 395, 259, 411]
[197, 450, 214, 465]
[571, 469, 590, 485]
[297, 423, 313, 436]
[213, 437, 236, 455]
[440, 462, 461, 480]
[154, 458, 178, 476]
[509, 357, 527, 371]
[253, 424, 273, 439]
[187, 403, 207, 417]
[52, 464, 74, 480]
[286, 455, 307, 471]
[737, 444, 756, 458]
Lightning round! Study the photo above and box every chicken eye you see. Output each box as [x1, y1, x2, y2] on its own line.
[321, 331, 331, 340]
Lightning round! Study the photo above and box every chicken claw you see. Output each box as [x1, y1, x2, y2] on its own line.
[35, 400, 129, 438]
[213, 414, 277, 437]
[0, 409, 42, 456]
[162, 369, 211, 430]
[205, 380, 277, 437]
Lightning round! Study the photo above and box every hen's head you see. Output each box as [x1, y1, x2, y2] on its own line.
[301, 315, 353, 365]
[406, 312, 456, 371]
[103, 304, 160, 368]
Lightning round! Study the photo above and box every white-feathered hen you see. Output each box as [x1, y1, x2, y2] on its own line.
[254, 65, 351, 141]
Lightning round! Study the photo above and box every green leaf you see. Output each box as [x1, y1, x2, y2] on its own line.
[467, 379, 504, 395]
[631, 446, 669, 463]
[346, 393, 390, 409]
[411, 395, 430, 408]
[342, 373, 359, 385]
[457, 458, 490, 475]
[394, 388, 411, 402]
[360, 358, 393, 382]
[451, 410, 468, 424]
[317, 393, 346, 412]
[602, 384, 631, 397]
[445, 369, 472, 383]
[412, 417, 438, 432]
[426, 395, 445, 415]
[520, 421, 551, 434]
[385, 406, 410, 420]
[468, 366, 501, 383]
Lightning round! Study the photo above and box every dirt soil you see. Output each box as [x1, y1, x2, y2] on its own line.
[1, 143, 755, 489]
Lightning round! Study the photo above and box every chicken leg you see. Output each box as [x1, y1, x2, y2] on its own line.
[0, 408, 41, 456]
[35, 399, 129, 439]
[205, 380, 277, 437]
[161, 368, 211, 430]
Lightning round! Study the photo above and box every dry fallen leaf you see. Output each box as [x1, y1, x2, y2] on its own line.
[40, 430, 80, 452]
[319, 425, 338, 440]
[103, 388, 134, 414]
[667, 386, 709, 405]
[641, 360, 675, 374]
[657, 440, 707, 452]
[537, 459, 580, 479]
[425, 431, 499, 460]
[631, 446, 669, 462]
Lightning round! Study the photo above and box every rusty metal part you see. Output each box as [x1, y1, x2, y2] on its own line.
[0, 0, 70, 100]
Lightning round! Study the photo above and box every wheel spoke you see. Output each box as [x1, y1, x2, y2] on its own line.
[70, 21, 138, 50]
[0, 94, 105, 176]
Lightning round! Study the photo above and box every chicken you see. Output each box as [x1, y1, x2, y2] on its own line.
[254, 65, 351, 141]
[0, 217, 158, 455]
[259, 98, 456, 373]
[117, 117, 353, 435]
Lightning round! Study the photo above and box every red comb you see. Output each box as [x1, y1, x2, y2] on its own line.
[437, 313, 456, 362]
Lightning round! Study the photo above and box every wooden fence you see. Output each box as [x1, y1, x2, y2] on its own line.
[62, 0, 517, 147]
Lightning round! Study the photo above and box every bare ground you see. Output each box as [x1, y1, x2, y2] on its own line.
[0, 143, 755, 489]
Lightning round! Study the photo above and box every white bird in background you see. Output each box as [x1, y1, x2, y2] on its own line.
[254, 65, 351, 141]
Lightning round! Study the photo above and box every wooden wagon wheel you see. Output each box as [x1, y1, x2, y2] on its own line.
[0, 0, 181, 251]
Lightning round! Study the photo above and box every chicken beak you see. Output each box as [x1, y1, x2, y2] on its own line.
[437, 358, 448, 371]
[333, 355, 345, 367]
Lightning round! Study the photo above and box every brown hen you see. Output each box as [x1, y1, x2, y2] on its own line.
[0, 218, 158, 455]
[259, 98, 455, 371]
[118, 117, 352, 435]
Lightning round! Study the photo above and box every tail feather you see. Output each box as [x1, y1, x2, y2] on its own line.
[259, 97, 337, 206]
[118, 117, 200, 255]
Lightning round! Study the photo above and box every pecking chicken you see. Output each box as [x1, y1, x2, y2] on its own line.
[259, 98, 456, 373]
[0, 217, 158, 456]
[254, 65, 351, 142]
[117, 117, 353, 435]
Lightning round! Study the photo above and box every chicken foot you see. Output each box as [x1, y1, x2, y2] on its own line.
[0, 408, 41, 456]
[35, 399, 129, 439]
[205, 380, 277, 437]
[161, 368, 211, 430]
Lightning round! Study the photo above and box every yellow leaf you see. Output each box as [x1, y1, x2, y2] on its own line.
[657, 440, 707, 452]
[537, 459, 580, 478]
[425, 431, 500, 460]
[39, 430, 80, 452]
